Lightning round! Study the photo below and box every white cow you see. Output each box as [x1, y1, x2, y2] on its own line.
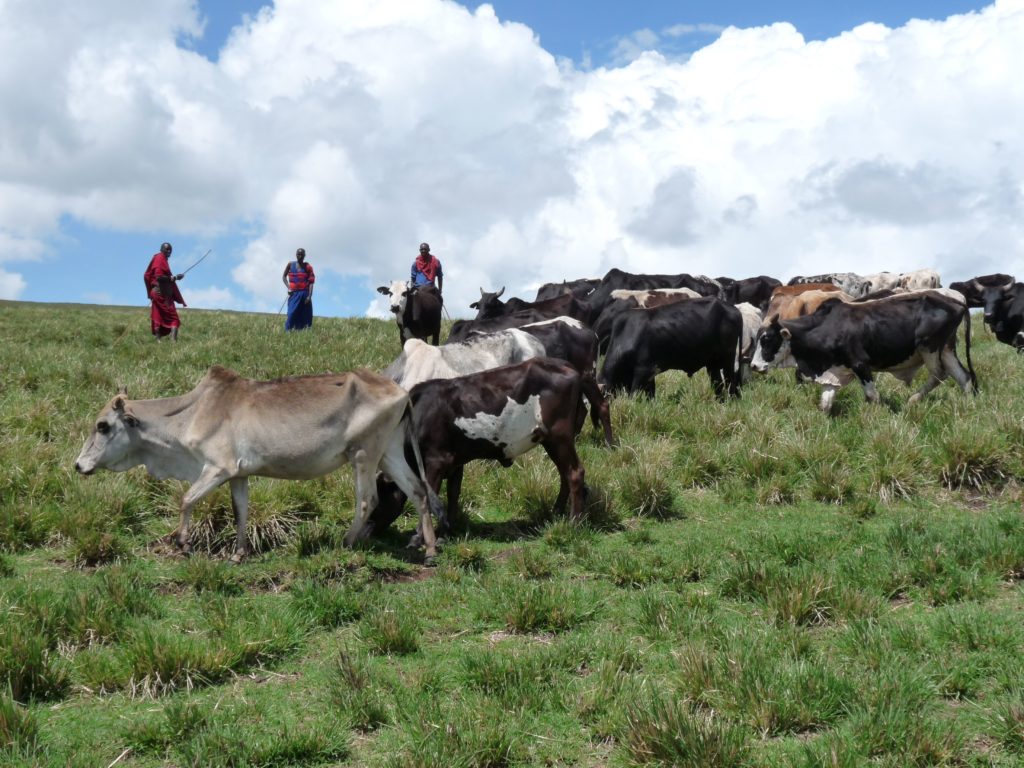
[898, 268, 942, 291]
[385, 328, 546, 390]
[75, 366, 441, 562]
[735, 302, 764, 382]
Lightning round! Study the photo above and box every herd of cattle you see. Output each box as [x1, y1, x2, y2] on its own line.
[74, 267, 1022, 562]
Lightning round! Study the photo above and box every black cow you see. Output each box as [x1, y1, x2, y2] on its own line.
[377, 280, 442, 346]
[517, 318, 615, 446]
[586, 268, 721, 324]
[369, 357, 598, 537]
[718, 275, 782, 312]
[534, 278, 600, 302]
[469, 288, 591, 322]
[948, 274, 1016, 324]
[982, 283, 1024, 351]
[592, 288, 697, 354]
[600, 297, 742, 399]
[447, 298, 589, 344]
[750, 291, 976, 412]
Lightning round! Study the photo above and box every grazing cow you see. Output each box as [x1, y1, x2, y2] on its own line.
[948, 274, 1016, 324]
[469, 288, 590, 323]
[369, 357, 598, 537]
[74, 367, 442, 562]
[600, 297, 742, 399]
[384, 329, 546, 390]
[897, 268, 941, 291]
[764, 283, 847, 323]
[376, 280, 442, 346]
[518, 317, 615, 446]
[980, 282, 1024, 351]
[535, 278, 601, 302]
[586, 268, 722, 324]
[787, 272, 868, 298]
[447, 301, 588, 344]
[593, 288, 699, 354]
[718, 275, 782, 312]
[750, 292, 977, 412]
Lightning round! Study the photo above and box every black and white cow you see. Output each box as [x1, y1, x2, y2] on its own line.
[376, 280, 443, 346]
[370, 357, 598, 536]
[787, 272, 869, 298]
[750, 291, 977, 412]
[600, 297, 743, 399]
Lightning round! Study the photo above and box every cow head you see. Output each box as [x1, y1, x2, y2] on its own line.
[750, 320, 794, 373]
[377, 280, 413, 316]
[470, 286, 506, 320]
[978, 277, 1016, 323]
[75, 394, 142, 475]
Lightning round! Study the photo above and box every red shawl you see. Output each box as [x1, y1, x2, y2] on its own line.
[414, 253, 440, 284]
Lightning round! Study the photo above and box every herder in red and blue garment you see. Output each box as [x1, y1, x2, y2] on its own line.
[143, 242, 186, 341]
[281, 247, 315, 330]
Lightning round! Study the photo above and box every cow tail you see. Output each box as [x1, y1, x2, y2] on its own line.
[963, 307, 978, 392]
[403, 402, 444, 519]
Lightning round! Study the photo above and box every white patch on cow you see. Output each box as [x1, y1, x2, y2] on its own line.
[454, 395, 544, 460]
[386, 279, 410, 315]
[522, 316, 583, 329]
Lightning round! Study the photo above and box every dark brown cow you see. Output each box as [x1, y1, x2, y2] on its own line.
[369, 357, 599, 538]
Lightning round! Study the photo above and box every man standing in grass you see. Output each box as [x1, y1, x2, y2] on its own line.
[282, 247, 315, 331]
[143, 242, 186, 342]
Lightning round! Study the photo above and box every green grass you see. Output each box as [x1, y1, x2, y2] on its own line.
[2, 299, 1024, 766]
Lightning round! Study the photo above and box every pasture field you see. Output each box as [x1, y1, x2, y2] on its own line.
[2, 299, 1024, 767]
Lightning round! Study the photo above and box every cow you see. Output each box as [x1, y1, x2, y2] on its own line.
[376, 280, 443, 346]
[593, 288, 700, 354]
[948, 274, 1016, 326]
[369, 357, 598, 538]
[446, 302, 587, 344]
[600, 297, 743, 399]
[859, 272, 901, 296]
[384, 329, 546, 390]
[469, 288, 590, 323]
[534, 278, 601, 302]
[717, 275, 782, 312]
[586, 268, 722, 325]
[764, 283, 847, 324]
[517, 317, 615, 447]
[735, 302, 764, 382]
[750, 291, 977, 412]
[787, 272, 868, 298]
[897, 268, 941, 291]
[74, 366, 442, 562]
[979, 282, 1024, 351]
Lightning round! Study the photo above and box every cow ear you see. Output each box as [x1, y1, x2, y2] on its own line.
[124, 413, 140, 428]
[469, 301, 479, 309]
[376, 286, 389, 295]
[112, 395, 125, 412]
[780, 327, 792, 340]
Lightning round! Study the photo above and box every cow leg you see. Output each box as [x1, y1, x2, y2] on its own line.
[819, 385, 839, 413]
[938, 347, 973, 395]
[543, 440, 586, 520]
[228, 477, 250, 563]
[909, 351, 947, 405]
[345, 448, 381, 548]
[379, 433, 439, 562]
[174, 466, 231, 554]
[443, 465, 463, 535]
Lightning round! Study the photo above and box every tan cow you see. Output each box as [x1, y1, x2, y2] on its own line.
[75, 366, 440, 562]
[764, 283, 848, 324]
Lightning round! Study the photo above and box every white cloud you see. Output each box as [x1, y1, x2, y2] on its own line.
[2, 0, 1024, 316]
[186, 285, 243, 310]
[0, 270, 26, 300]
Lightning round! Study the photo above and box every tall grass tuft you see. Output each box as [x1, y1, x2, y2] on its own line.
[486, 579, 596, 634]
[0, 686, 42, 758]
[359, 606, 421, 656]
[612, 441, 679, 519]
[0, 624, 69, 703]
[621, 691, 749, 767]
[328, 648, 392, 731]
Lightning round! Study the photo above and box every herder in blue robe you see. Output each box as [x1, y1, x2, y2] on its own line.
[282, 247, 315, 330]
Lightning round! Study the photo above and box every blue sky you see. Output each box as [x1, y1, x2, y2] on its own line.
[3, 0, 1019, 321]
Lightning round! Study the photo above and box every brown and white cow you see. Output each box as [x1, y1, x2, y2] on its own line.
[763, 283, 849, 325]
[74, 366, 442, 562]
[369, 357, 598, 538]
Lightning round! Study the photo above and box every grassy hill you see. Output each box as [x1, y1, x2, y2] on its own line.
[2, 300, 1023, 767]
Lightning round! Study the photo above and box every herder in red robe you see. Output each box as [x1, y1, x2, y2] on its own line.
[143, 242, 186, 341]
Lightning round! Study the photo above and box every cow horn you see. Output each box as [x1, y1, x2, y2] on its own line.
[113, 395, 125, 412]
[479, 287, 485, 296]
[496, 286, 505, 298]
[117, 385, 129, 396]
